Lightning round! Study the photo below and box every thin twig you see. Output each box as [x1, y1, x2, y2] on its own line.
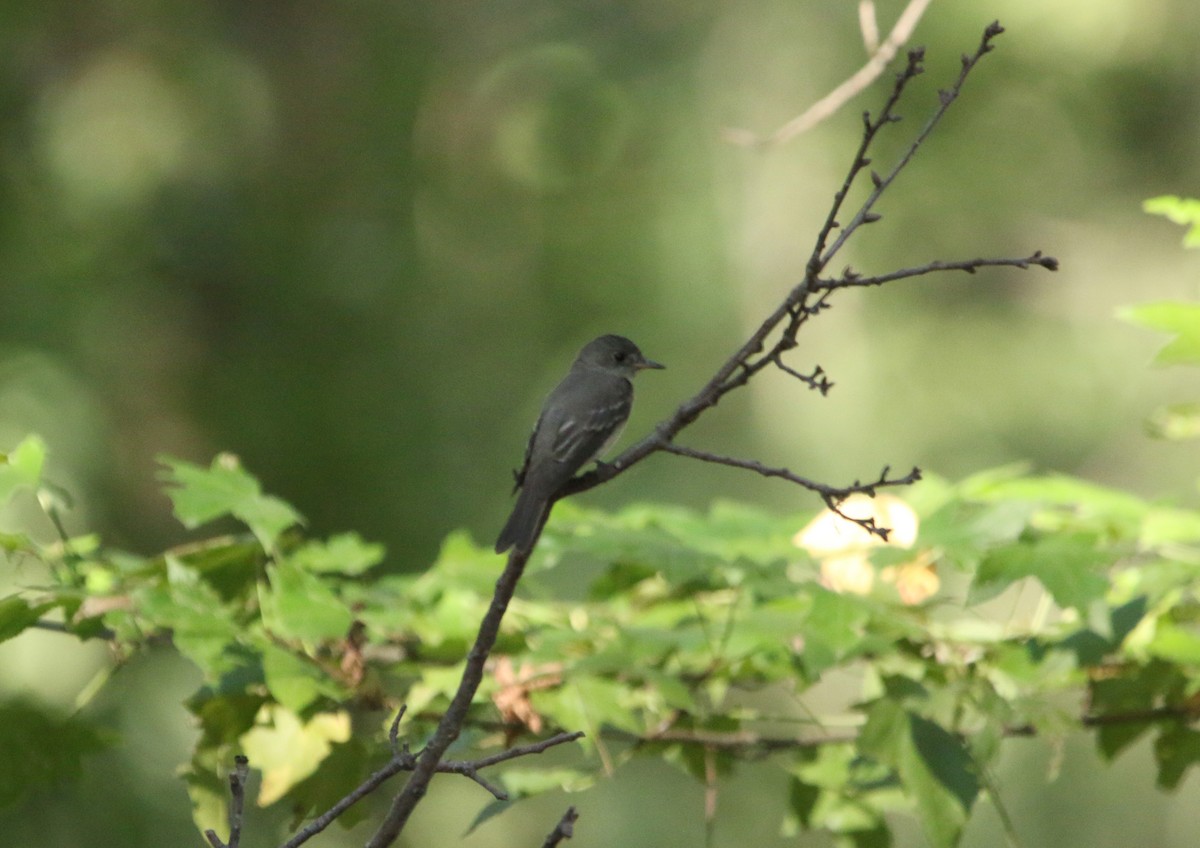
[30, 619, 115, 640]
[772, 360, 833, 394]
[659, 442, 920, 539]
[466, 731, 586, 770]
[364, 545, 527, 846]
[858, 0, 880, 54]
[723, 0, 934, 146]
[703, 746, 718, 848]
[205, 756, 249, 848]
[816, 252, 1060, 291]
[282, 723, 582, 847]
[622, 703, 1200, 754]
[819, 22, 1006, 268]
[541, 806, 580, 848]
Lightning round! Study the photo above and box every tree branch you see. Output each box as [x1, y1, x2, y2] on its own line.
[619, 703, 1200, 754]
[280, 723, 583, 848]
[816, 22, 1006, 268]
[561, 24, 1039, 517]
[205, 756, 249, 848]
[365, 548, 531, 848]
[722, 0, 935, 146]
[541, 806, 579, 848]
[660, 442, 919, 540]
[816, 252, 1060, 291]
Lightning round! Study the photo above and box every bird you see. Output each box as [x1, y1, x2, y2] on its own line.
[495, 334, 664, 556]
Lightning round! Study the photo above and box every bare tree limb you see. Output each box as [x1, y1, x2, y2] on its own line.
[659, 443, 920, 539]
[622, 703, 1200, 754]
[817, 22, 1007, 268]
[541, 806, 580, 848]
[280, 719, 583, 847]
[563, 26, 1032, 519]
[723, 0, 934, 146]
[816, 252, 1060, 291]
[365, 547, 531, 847]
[205, 756, 249, 848]
[659, 442, 919, 501]
[858, 0, 880, 54]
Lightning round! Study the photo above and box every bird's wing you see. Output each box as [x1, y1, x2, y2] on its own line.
[549, 389, 631, 465]
[511, 411, 542, 492]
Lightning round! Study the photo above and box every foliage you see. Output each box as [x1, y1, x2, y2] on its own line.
[1120, 196, 1200, 439]
[3, 438, 1200, 847]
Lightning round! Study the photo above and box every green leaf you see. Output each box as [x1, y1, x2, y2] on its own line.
[1140, 506, 1200, 546]
[136, 581, 244, 678]
[837, 825, 893, 848]
[533, 675, 640, 749]
[1119, 302, 1200, 366]
[1145, 401, 1200, 440]
[1144, 195, 1200, 248]
[1091, 669, 1160, 762]
[859, 701, 976, 848]
[188, 686, 268, 748]
[240, 705, 350, 805]
[1153, 724, 1200, 790]
[964, 472, 1149, 530]
[0, 697, 110, 808]
[261, 644, 343, 713]
[182, 753, 229, 839]
[1145, 621, 1200, 664]
[286, 739, 372, 829]
[804, 587, 871, 656]
[0, 435, 46, 504]
[262, 561, 354, 643]
[908, 716, 978, 814]
[0, 595, 53, 644]
[288, 533, 385, 575]
[974, 534, 1114, 612]
[159, 454, 302, 549]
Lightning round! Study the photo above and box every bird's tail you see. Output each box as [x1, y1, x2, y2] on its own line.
[494, 488, 549, 555]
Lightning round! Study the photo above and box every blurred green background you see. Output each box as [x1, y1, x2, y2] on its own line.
[2, 0, 1200, 845]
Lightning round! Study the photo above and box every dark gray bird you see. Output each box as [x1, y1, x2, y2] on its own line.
[495, 334, 664, 555]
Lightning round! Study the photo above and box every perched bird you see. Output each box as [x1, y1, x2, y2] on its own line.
[495, 334, 664, 555]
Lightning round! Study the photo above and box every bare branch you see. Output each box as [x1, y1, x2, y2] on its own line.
[467, 731, 586, 770]
[450, 766, 508, 800]
[816, 252, 1060, 291]
[659, 442, 919, 502]
[387, 705, 408, 753]
[30, 618, 117, 640]
[858, 0, 880, 54]
[724, 0, 934, 146]
[541, 806, 580, 848]
[623, 703, 1200, 754]
[659, 443, 919, 540]
[282, 754, 406, 848]
[818, 22, 1007, 268]
[283, 726, 583, 848]
[205, 756, 249, 848]
[364, 545, 531, 846]
[772, 360, 833, 395]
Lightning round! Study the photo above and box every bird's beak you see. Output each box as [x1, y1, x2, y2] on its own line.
[637, 357, 665, 371]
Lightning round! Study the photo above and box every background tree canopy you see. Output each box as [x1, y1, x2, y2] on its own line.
[2, 2, 1200, 847]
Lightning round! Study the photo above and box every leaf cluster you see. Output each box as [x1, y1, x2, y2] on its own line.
[4, 438, 1200, 847]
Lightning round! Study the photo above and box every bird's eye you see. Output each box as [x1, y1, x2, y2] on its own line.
[614, 351, 627, 363]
